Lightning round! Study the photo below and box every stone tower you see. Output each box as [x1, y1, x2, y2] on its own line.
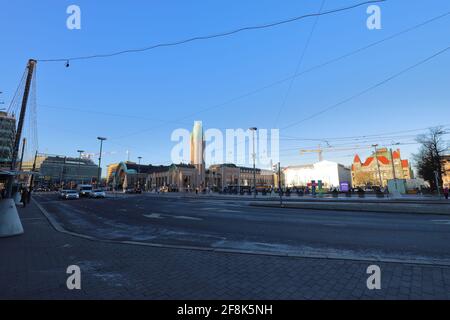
[190, 121, 205, 189]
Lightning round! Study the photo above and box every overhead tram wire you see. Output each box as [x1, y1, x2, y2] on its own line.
[36, 0, 385, 63]
[38, 104, 193, 127]
[7, 67, 27, 116]
[273, 0, 327, 127]
[280, 141, 421, 155]
[29, 8, 450, 144]
[281, 139, 423, 153]
[281, 45, 450, 131]
[280, 124, 450, 143]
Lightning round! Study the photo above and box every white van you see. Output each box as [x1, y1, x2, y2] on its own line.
[77, 184, 93, 197]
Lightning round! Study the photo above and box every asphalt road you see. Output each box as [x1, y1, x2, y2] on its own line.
[33, 193, 450, 264]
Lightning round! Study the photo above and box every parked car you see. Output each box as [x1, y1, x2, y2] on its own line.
[158, 186, 169, 193]
[125, 188, 142, 194]
[59, 190, 67, 199]
[62, 190, 79, 200]
[89, 189, 106, 199]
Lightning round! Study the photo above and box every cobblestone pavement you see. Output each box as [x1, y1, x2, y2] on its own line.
[1, 201, 450, 300]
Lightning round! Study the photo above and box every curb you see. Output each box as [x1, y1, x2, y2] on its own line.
[249, 202, 450, 216]
[32, 198, 450, 268]
[143, 193, 450, 205]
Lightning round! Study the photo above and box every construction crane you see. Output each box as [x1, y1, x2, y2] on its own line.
[299, 143, 329, 162]
[300, 149, 324, 162]
[299, 144, 376, 162]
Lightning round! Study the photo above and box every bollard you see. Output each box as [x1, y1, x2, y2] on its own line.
[0, 199, 24, 237]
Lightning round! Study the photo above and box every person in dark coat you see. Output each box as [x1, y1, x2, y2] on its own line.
[444, 187, 449, 200]
[21, 188, 29, 208]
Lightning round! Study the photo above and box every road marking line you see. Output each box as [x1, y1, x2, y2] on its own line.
[322, 223, 348, 227]
[219, 209, 242, 213]
[173, 216, 203, 221]
[143, 213, 164, 219]
[432, 220, 450, 225]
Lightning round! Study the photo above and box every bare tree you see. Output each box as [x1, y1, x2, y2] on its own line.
[414, 127, 448, 191]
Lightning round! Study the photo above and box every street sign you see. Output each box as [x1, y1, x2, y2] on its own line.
[340, 182, 350, 192]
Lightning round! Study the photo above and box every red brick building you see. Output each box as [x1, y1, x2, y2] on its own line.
[352, 148, 413, 188]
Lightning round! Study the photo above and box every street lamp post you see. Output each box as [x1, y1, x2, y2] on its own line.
[138, 156, 142, 189]
[372, 144, 383, 188]
[389, 143, 401, 195]
[77, 150, 84, 185]
[249, 127, 258, 199]
[434, 170, 442, 199]
[278, 162, 283, 206]
[97, 137, 107, 187]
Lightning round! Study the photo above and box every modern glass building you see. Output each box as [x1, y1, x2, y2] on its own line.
[0, 111, 16, 169]
[22, 154, 100, 187]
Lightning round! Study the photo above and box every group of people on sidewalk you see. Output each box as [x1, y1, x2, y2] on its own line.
[0, 185, 31, 206]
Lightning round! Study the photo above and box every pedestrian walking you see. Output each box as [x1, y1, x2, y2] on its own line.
[21, 187, 29, 208]
[444, 186, 449, 200]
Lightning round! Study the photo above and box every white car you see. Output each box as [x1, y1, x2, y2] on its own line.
[59, 190, 67, 198]
[62, 190, 79, 200]
[89, 189, 106, 199]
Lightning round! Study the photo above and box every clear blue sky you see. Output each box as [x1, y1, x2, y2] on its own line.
[1, 0, 450, 174]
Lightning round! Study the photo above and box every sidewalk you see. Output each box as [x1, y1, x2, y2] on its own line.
[1, 200, 450, 299]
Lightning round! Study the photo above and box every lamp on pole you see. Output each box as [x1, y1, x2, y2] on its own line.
[372, 144, 384, 188]
[389, 143, 401, 195]
[249, 127, 258, 198]
[97, 137, 107, 187]
[77, 150, 84, 185]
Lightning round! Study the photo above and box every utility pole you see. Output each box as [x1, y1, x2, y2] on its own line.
[6, 59, 37, 198]
[372, 144, 383, 188]
[434, 170, 442, 199]
[389, 148, 399, 192]
[18, 138, 26, 172]
[60, 157, 67, 188]
[29, 151, 38, 192]
[250, 127, 258, 198]
[77, 150, 85, 185]
[221, 165, 224, 193]
[97, 137, 107, 187]
[278, 162, 283, 206]
[389, 149, 398, 180]
[238, 169, 241, 195]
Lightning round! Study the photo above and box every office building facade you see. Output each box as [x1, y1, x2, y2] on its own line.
[283, 160, 351, 189]
[0, 111, 16, 169]
[22, 154, 100, 187]
[352, 148, 413, 188]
